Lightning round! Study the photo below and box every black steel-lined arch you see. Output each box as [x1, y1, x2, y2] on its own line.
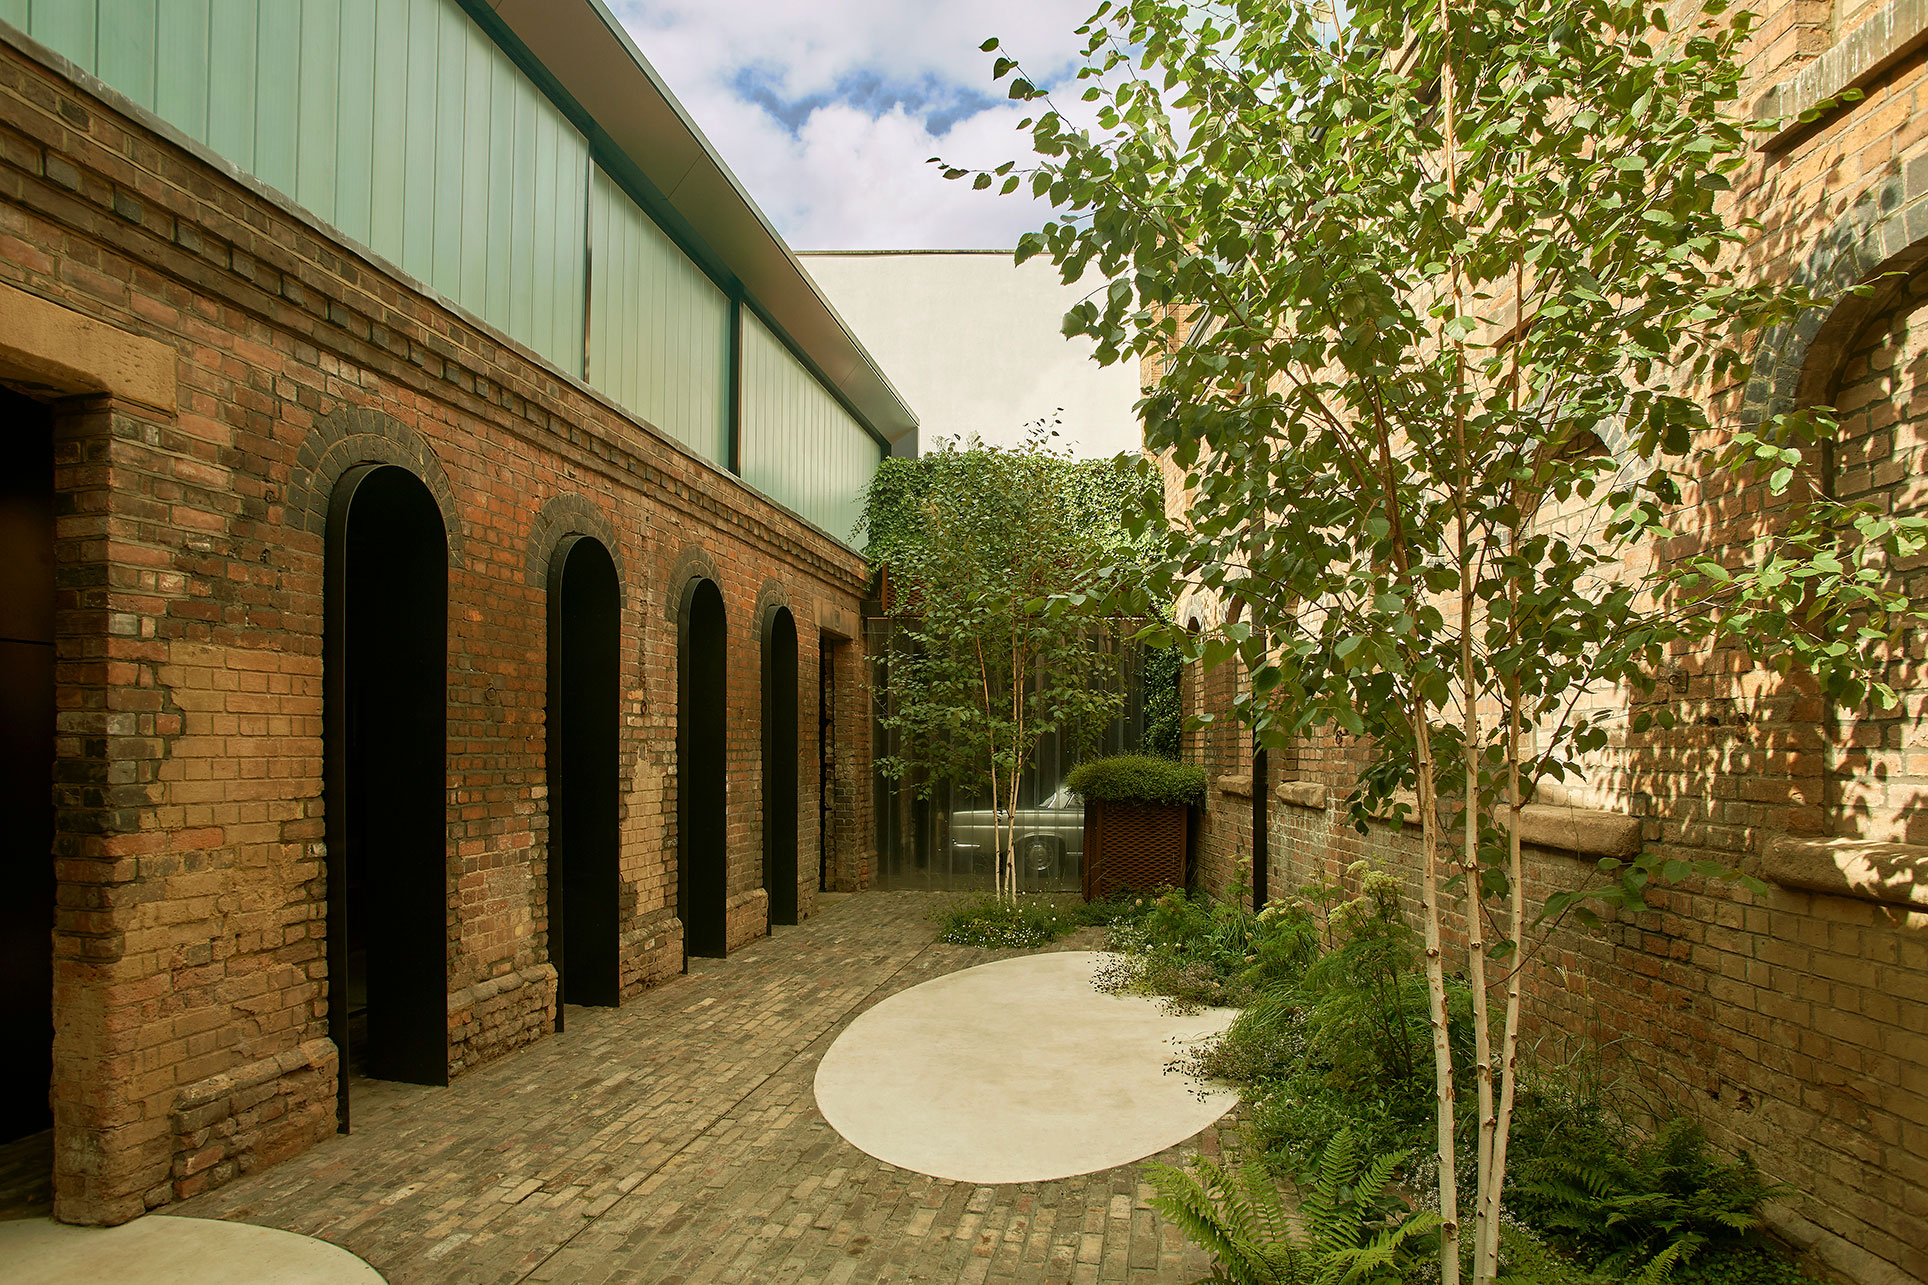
[325, 463, 451, 1131]
[677, 576, 729, 960]
[761, 604, 799, 928]
[547, 534, 622, 1024]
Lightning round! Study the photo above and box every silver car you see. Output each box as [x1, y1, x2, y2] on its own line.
[946, 785, 1085, 887]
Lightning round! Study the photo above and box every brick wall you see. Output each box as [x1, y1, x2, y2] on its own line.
[0, 34, 873, 1224]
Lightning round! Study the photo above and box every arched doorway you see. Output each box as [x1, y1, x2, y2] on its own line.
[678, 579, 728, 959]
[0, 388, 54, 1145]
[325, 464, 450, 1127]
[548, 535, 620, 1022]
[762, 606, 799, 927]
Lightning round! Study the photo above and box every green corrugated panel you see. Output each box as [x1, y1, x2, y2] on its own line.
[29, 1, 93, 68]
[14, 0, 623, 381]
[96, 0, 155, 106]
[206, 0, 257, 171]
[154, 2, 210, 138]
[332, 0, 376, 246]
[368, 0, 409, 254]
[428, 0, 465, 299]
[252, 0, 300, 195]
[294, 0, 340, 219]
[587, 165, 729, 465]
[739, 309, 880, 543]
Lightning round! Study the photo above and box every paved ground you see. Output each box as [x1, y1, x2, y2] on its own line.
[159, 891, 1223, 1284]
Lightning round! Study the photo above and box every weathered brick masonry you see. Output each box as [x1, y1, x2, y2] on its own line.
[1174, 7, 1928, 1282]
[0, 35, 871, 1225]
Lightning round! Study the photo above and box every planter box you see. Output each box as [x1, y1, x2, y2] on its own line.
[1082, 799, 1188, 900]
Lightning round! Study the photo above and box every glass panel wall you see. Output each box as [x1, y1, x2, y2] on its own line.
[870, 621, 1156, 893]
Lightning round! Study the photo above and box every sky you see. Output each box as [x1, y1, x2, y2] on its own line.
[609, 0, 1098, 251]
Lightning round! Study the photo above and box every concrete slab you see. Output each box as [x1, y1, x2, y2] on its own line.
[0, 1215, 387, 1284]
[813, 949, 1237, 1184]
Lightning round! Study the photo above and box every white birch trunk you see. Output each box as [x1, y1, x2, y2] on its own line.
[1414, 711, 1461, 1285]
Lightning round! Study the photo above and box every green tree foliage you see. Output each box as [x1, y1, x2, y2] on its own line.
[949, 0, 1927, 1277]
[863, 428, 1153, 900]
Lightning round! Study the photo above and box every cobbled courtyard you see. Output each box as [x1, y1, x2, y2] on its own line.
[166, 892, 1222, 1284]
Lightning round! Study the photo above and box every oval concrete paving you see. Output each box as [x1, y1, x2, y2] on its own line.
[0, 1214, 387, 1284]
[814, 950, 1237, 1184]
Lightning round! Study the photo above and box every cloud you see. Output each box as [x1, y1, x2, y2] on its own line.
[609, 0, 1097, 249]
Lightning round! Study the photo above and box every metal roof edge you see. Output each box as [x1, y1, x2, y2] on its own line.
[475, 0, 919, 447]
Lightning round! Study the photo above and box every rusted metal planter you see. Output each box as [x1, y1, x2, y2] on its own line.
[1081, 799, 1188, 900]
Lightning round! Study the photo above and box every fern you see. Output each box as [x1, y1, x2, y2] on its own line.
[1511, 1119, 1775, 1283]
[1149, 1131, 1439, 1285]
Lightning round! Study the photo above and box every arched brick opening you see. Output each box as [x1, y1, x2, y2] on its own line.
[0, 385, 55, 1149]
[325, 463, 451, 1129]
[1809, 261, 1928, 843]
[677, 575, 729, 961]
[547, 534, 622, 1021]
[762, 603, 800, 928]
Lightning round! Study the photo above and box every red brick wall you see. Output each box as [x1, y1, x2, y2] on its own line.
[0, 37, 873, 1224]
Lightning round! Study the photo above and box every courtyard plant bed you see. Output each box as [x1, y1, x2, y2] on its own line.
[1101, 867, 1821, 1285]
[933, 889, 1157, 949]
[1068, 755, 1205, 900]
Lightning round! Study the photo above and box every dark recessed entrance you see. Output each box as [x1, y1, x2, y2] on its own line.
[678, 579, 727, 960]
[0, 388, 54, 1145]
[762, 607, 798, 928]
[325, 464, 450, 1128]
[548, 535, 620, 1024]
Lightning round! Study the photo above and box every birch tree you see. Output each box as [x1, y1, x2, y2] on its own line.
[946, 0, 1926, 1277]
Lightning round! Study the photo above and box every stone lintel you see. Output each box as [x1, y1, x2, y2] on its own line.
[818, 601, 861, 640]
[0, 280, 177, 411]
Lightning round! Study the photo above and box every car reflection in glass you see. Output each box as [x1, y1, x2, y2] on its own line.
[946, 785, 1084, 888]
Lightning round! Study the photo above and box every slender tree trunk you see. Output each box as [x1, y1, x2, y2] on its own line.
[1414, 705, 1461, 1284]
[1461, 565, 1497, 1285]
[1478, 539, 1529, 1279]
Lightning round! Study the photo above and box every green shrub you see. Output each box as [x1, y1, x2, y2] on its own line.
[1065, 754, 1207, 806]
[933, 895, 1078, 948]
[934, 890, 1159, 949]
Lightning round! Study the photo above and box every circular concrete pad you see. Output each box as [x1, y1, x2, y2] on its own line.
[0, 1214, 387, 1285]
[815, 950, 1237, 1184]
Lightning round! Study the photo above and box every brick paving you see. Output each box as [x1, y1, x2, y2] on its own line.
[160, 892, 1221, 1284]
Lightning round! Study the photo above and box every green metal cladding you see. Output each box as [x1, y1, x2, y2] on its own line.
[5, 0, 885, 538]
[11, 0, 590, 375]
[588, 165, 730, 467]
[741, 310, 881, 544]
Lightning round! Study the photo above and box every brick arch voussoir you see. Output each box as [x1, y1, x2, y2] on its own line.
[1743, 168, 1928, 425]
[527, 492, 627, 593]
[666, 545, 723, 624]
[288, 406, 465, 566]
[752, 579, 793, 645]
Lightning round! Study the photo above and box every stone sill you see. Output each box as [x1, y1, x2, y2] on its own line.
[1276, 780, 1327, 809]
[1504, 803, 1644, 860]
[1215, 772, 1252, 799]
[1752, 0, 1928, 150]
[1761, 836, 1928, 909]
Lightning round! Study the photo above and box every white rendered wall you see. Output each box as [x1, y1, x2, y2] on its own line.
[798, 251, 1143, 460]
